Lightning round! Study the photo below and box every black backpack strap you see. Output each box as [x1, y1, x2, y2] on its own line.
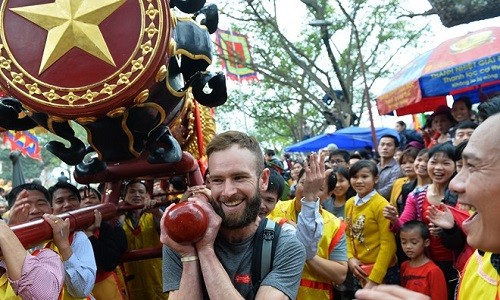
[251, 218, 281, 296]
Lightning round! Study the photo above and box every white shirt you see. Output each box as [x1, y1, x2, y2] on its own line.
[354, 190, 377, 206]
[296, 199, 324, 259]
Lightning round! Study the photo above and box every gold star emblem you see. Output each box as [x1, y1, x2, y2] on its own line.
[10, 0, 126, 74]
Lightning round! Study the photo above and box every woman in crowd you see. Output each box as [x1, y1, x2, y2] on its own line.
[451, 97, 474, 123]
[391, 148, 432, 214]
[423, 106, 456, 148]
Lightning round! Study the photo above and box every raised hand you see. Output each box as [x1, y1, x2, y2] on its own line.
[426, 204, 454, 229]
[301, 152, 326, 201]
[7, 190, 31, 226]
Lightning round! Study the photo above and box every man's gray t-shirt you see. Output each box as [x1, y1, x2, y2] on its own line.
[163, 228, 306, 299]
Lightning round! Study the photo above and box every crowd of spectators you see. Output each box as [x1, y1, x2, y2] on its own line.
[0, 95, 499, 299]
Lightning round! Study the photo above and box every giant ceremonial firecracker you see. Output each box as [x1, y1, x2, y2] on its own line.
[0, 0, 227, 179]
[0, 0, 225, 248]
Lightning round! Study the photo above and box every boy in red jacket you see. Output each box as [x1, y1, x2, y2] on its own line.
[399, 220, 447, 300]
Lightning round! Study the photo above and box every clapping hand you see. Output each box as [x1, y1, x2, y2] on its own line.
[426, 204, 454, 230]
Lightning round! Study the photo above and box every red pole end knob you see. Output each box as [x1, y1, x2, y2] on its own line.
[164, 202, 208, 243]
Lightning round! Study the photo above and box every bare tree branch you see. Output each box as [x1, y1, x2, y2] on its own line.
[399, 9, 436, 19]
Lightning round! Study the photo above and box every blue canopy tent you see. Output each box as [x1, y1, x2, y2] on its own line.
[285, 127, 400, 152]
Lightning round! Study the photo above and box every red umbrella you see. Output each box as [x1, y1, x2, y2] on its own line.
[377, 27, 500, 116]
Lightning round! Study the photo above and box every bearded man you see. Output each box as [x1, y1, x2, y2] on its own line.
[162, 131, 306, 300]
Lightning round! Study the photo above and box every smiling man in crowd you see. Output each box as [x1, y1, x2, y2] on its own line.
[162, 131, 306, 300]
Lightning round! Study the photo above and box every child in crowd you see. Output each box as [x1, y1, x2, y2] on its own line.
[345, 160, 397, 290]
[399, 220, 447, 300]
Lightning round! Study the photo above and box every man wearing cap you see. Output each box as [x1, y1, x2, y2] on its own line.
[375, 134, 404, 201]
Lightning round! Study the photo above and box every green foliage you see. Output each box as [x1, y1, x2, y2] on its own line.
[215, 0, 431, 149]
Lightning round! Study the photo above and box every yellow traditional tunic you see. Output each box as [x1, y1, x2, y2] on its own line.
[92, 267, 128, 300]
[122, 213, 167, 300]
[268, 200, 344, 300]
[458, 250, 500, 300]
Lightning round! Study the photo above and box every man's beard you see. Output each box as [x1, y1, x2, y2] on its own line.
[211, 188, 261, 229]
